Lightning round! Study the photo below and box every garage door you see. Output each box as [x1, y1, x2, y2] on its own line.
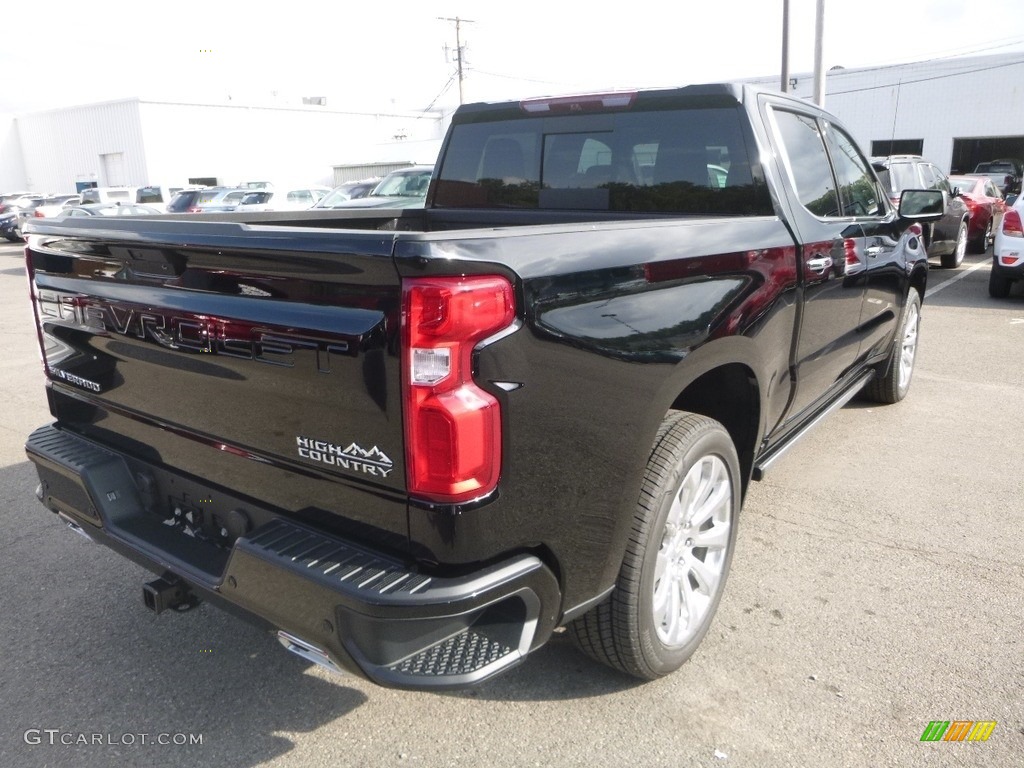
[951, 136, 1024, 176]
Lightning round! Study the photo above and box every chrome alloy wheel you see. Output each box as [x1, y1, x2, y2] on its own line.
[652, 455, 732, 647]
[897, 299, 920, 392]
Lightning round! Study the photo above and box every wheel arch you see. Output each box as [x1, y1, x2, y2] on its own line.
[669, 364, 760, 499]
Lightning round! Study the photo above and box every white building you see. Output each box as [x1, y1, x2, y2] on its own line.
[748, 52, 1024, 173]
[2, 96, 446, 194]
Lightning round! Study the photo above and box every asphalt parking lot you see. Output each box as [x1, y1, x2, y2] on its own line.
[0, 238, 1020, 768]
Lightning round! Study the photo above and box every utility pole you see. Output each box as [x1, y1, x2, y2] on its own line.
[813, 0, 826, 106]
[439, 16, 474, 105]
[780, 0, 790, 93]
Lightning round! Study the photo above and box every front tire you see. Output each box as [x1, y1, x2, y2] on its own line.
[941, 221, 968, 268]
[863, 289, 921, 404]
[568, 412, 740, 679]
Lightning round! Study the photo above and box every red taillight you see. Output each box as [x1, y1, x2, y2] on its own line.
[402, 275, 515, 504]
[187, 206, 202, 213]
[33, 209, 45, 217]
[843, 238, 860, 269]
[1002, 209, 1023, 237]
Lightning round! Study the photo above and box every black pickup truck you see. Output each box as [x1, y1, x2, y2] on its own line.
[23, 84, 942, 690]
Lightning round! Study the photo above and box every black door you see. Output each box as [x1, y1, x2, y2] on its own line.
[766, 106, 868, 421]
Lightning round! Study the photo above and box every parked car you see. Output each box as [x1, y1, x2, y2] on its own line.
[32, 195, 83, 219]
[166, 187, 247, 214]
[80, 187, 136, 206]
[311, 180, 380, 208]
[233, 186, 332, 212]
[52, 203, 162, 219]
[872, 155, 970, 268]
[3, 196, 64, 240]
[973, 159, 1023, 196]
[0, 194, 46, 215]
[990, 192, 1024, 297]
[0, 211, 21, 241]
[328, 166, 433, 209]
[79, 186, 182, 212]
[0, 191, 32, 205]
[948, 174, 1005, 253]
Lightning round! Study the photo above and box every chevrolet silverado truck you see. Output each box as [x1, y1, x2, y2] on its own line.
[23, 84, 942, 690]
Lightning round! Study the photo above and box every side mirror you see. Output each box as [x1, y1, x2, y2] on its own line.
[898, 189, 944, 222]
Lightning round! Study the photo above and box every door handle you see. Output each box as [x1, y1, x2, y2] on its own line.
[807, 256, 833, 273]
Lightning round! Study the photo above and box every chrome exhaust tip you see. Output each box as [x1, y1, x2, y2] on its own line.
[57, 512, 94, 543]
[277, 631, 346, 677]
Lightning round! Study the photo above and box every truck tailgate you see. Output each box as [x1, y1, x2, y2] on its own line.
[26, 218, 410, 553]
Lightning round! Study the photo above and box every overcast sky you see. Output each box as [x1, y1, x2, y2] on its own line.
[5, 0, 1023, 115]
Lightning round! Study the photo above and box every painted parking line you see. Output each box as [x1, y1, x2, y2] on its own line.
[925, 259, 991, 299]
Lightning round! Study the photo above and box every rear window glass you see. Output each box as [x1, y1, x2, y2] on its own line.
[878, 163, 921, 195]
[80, 189, 100, 204]
[433, 106, 772, 215]
[136, 186, 163, 203]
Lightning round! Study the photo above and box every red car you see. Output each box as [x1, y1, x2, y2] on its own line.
[949, 174, 1006, 253]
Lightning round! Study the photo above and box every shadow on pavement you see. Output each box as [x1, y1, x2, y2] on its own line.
[0, 461, 366, 768]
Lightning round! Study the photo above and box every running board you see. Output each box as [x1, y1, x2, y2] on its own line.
[752, 370, 875, 481]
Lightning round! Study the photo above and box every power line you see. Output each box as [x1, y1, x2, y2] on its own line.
[825, 57, 1024, 97]
[421, 76, 456, 114]
[849, 35, 1024, 73]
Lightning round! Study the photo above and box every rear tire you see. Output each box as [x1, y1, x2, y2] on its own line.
[941, 221, 967, 268]
[969, 219, 992, 254]
[568, 411, 740, 680]
[863, 289, 921, 404]
[989, 268, 1012, 299]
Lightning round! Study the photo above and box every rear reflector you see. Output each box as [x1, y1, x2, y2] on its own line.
[402, 276, 515, 504]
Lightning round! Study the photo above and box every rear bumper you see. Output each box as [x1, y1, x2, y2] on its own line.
[26, 424, 560, 690]
[992, 251, 1024, 279]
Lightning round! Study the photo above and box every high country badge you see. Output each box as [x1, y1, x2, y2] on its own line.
[296, 436, 394, 478]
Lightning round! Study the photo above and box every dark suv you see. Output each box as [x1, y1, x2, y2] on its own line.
[872, 155, 970, 268]
[973, 159, 1023, 196]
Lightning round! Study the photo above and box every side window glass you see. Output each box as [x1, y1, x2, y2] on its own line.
[822, 123, 883, 217]
[918, 164, 938, 190]
[930, 166, 951, 194]
[772, 109, 840, 217]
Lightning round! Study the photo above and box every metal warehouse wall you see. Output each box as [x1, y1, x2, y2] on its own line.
[16, 100, 148, 193]
[8, 98, 445, 194]
[0, 116, 27, 191]
[750, 53, 1024, 173]
[138, 101, 444, 189]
